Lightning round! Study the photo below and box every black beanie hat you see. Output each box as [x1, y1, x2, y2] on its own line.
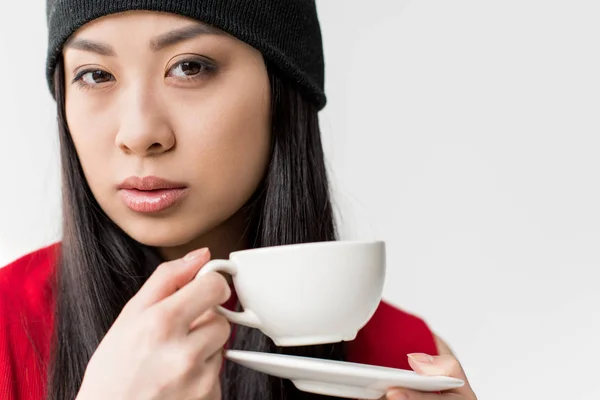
[45, 0, 327, 110]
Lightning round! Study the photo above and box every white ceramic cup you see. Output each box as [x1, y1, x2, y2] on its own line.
[195, 240, 386, 347]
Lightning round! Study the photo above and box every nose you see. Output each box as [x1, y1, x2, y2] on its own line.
[115, 85, 175, 157]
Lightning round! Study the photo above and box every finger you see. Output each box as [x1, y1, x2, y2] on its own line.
[192, 350, 224, 399]
[156, 270, 231, 330]
[180, 348, 224, 400]
[386, 388, 461, 400]
[205, 347, 225, 370]
[189, 302, 229, 331]
[127, 248, 211, 312]
[406, 353, 475, 397]
[185, 311, 232, 360]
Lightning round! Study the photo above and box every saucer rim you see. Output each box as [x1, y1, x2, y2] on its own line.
[224, 349, 464, 386]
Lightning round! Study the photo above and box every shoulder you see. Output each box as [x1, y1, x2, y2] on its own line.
[347, 300, 439, 369]
[0, 243, 59, 325]
[0, 244, 59, 400]
[0, 243, 60, 280]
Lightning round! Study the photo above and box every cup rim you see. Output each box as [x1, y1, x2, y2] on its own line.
[230, 239, 385, 257]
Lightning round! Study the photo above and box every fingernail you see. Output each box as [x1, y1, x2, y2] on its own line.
[184, 248, 209, 262]
[387, 390, 409, 400]
[408, 353, 435, 364]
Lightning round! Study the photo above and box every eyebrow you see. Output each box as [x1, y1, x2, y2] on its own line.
[149, 24, 224, 51]
[65, 38, 116, 56]
[65, 24, 223, 56]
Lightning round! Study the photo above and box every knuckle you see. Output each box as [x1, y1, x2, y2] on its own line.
[162, 302, 186, 322]
[154, 262, 173, 276]
[174, 350, 199, 376]
[200, 272, 230, 303]
[151, 263, 176, 284]
[155, 261, 183, 282]
[200, 309, 219, 324]
[140, 311, 173, 342]
[211, 350, 224, 365]
[152, 306, 177, 324]
[196, 313, 231, 348]
[158, 349, 198, 386]
[215, 315, 232, 339]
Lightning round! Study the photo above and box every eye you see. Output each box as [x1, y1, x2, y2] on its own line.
[73, 69, 115, 87]
[171, 61, 202, 77]
[167, 58, 216, 80]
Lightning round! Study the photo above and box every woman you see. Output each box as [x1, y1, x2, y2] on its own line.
[0, 1, 477, 399]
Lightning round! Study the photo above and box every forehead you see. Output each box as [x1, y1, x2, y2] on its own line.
[67, 10, 223, 41]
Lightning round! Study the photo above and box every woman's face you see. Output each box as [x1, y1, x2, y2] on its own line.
[62, 11, 271, 259]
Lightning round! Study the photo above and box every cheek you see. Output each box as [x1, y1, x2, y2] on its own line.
[171, 80, 271, 202]
[65, 93, 118, 191]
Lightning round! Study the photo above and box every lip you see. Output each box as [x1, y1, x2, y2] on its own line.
[118, 176, 188, 213]
[118, 176, 187, 191]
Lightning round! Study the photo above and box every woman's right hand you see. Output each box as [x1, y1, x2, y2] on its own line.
[76, 248, 231, 400]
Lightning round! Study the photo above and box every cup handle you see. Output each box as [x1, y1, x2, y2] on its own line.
[195, 259, 262, 329]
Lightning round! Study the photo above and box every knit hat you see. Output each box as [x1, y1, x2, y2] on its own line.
[45, 0, 327, 110]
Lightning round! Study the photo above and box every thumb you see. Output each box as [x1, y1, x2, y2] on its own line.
[126, 248, 211, 312]
[407, 353, 474, 397]
[407, 353, 466, 380]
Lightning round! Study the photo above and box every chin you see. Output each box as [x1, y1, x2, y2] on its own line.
[128, 231, 194, 248]
[104, 201, 246, 254]
[117, 217, 208, 249]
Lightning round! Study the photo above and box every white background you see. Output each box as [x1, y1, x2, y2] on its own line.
[1, 1, 599, 399]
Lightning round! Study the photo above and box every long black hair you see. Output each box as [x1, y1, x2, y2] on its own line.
[46, 57, 346, 400]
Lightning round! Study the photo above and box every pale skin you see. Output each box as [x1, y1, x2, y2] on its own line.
[383, 337, 478, 400]
[62, 10, 476, 400]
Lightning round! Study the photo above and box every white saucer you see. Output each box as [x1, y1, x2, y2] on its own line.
[225, 350, 464, 399]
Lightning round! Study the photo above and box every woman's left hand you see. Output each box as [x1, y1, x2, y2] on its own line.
[385, 353, 478, 400]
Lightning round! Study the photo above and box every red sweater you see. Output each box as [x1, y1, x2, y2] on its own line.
[0, 243, 438, 400]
